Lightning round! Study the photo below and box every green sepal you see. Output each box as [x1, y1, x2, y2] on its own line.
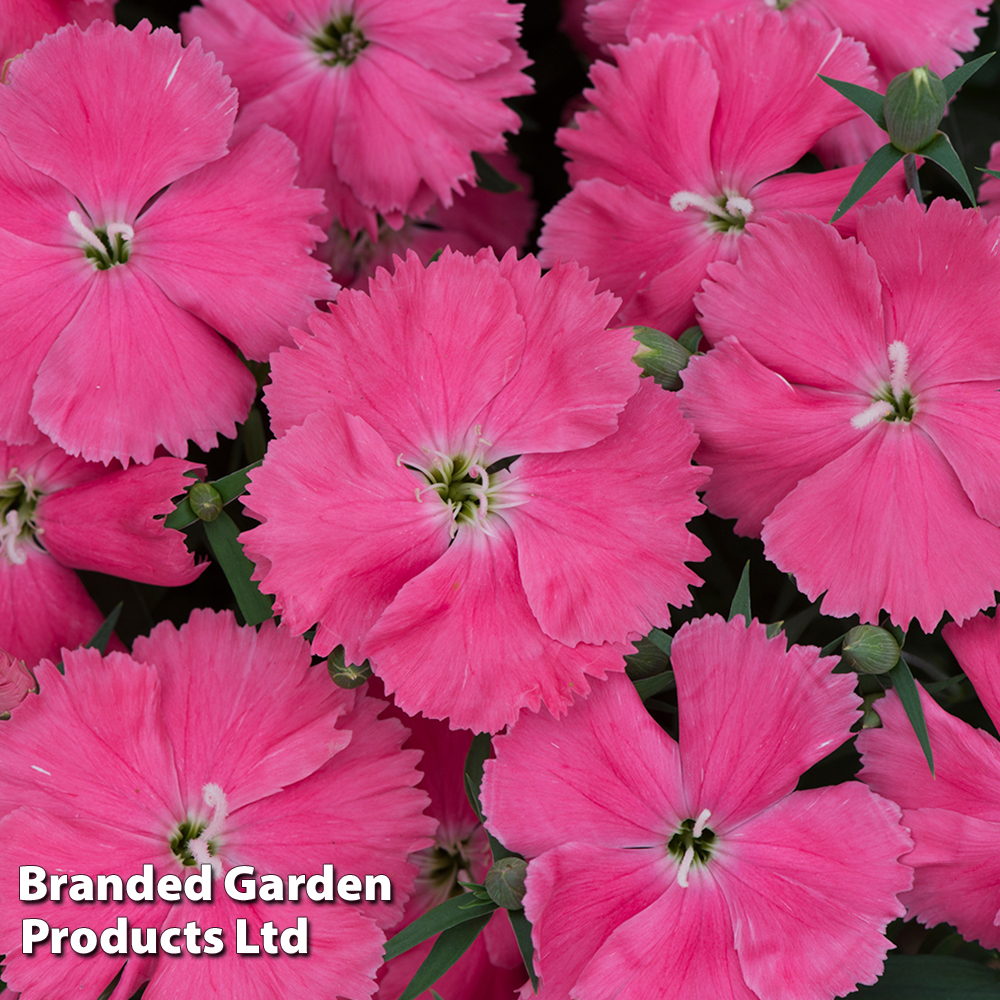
[165, 460, 263, 530]
[887, 655, 934, 775]
[203, 511, 274, 626]
[942, 50, 995, 100]
[509, 908, 539, 992]
[728, 562, 752, 625]
[677, 325, 704, 354]
[397, 912, 495, 1000]
[633, 670, 675, 701]
[457, 880, 493, 904]
[472, 151, 520, 193]
[765, 621, 784, 639]
[831, 143, 905, 222]
[631, 326, 691, 390]
[384, 893, 498, 962]
[647, 627, 672, 655]
[463, 732, 492, 823]
[818, 75, 886, 129]
[919, 132, 976, 203]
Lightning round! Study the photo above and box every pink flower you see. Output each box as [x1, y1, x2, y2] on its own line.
[0, 20, 334, 465]
[0, 437, 204, 665]
[182, 0, 533, 236]
[538, 11, 905, 337]
[241, 248, 708, 732]
[858, 613, 1000, 950]
[679, 196, 1000, 632]
[482, 615, 913, 1000]
[0, 0, 114, 63]
[0, 650, 34, 714]
[0, 610, 435, 1000]
[322, 152, 535, 290]
[376, 708, 524, 1000]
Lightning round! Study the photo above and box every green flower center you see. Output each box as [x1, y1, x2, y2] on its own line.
[69, 211, 132, 269]
[422, 454, 492, 527]
[0, 478, 41, 565]
[667, 816, 716, 864]
[170, 818, 209, 867]
[312, 14, 368, 67]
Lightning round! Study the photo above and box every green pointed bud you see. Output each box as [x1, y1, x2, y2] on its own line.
[632, 326, 692, 390]
[327, 645, 372, 688]
[484, 856, 527, 910]
[842, 625, 901, 675]
[883, 66, 947, 153]
[188, 482, 224, 522]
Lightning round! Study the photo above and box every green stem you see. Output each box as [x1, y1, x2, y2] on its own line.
[903, 152, 924, 204]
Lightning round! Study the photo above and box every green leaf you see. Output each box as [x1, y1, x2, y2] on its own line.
[819, 631, 850, 657]
[203, 511, 274, 626]
[428, 248, 444, 264]
[646, 627, 672, 655]
[677, 325, 703, 354]
[385, 894, 497, 962]
[854, 954, 1000, 997]
[631, 326, 691, 389]
[95, 966, 125, 1000]
[472, 151, 520, 193]
[164, 461, 263, 529]
[942, 50, 995, 100]
[399, 913, 494, 1000]
[86, 602, 123, 654]
[464, 732, 492, 823]
[765, 621, 784, 639]
[728, 562, 752, 624]
[887, 656, 933, 774]
[919, 132, 976, 203]
[818, 75, 886, 129]
[924, 672, 966, 694]
[633, 670, 675, 700]
[509, 908, 539, 992]
[831, 143, 905, 222]
[981, 167, 1000, 182]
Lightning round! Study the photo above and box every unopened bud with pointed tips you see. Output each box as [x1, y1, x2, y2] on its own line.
[484, 856, 527, 910]
[884, 66, 947, 153]
[632, 326, 692, 390]
[842, 625, 901, 675]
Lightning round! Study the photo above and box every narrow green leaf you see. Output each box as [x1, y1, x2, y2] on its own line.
[942, 50, 995, 100]
[464, 732, 492, 823]
[385, 894, 497, 962]
[431, 992, 445, 1000]
[887, 656, 933, 774]
[509, 908, 539, 992]
[765, 621, 784, 639]
[819, 631, 850, 658]
[924, 672, 966, 694]
[472, 151, 520, 193]
[728, 562, 752, 625]
[95, 967, 125, 1000]
[919, 132, 976, 203]
[398, 912, 494, 1000]
[981, 167, 1000, 182]
[646, 627, 672, 655]
[633, 670, 675, 701]
[164, 460, 263, 529]
[86, 602, 123, 654]
[428, 248, 444, 264]
[855, 954, 1000, 996]
[203, 511, 274, 626]
[818, 75, 886, 129]
[831, 144, 905, 222]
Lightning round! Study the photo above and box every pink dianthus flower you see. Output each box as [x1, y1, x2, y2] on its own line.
[182, 0, 534, 236]
[482, 615, 913, 1000]
[0, 0, 114, 62]
[241, 248, 709, 733]
[679, 196, 1000, 632]
[0, 20, 334, 465]
[0, 610, 435, 1000]
[0, 437, 203, 665]
[858, 612, 1000, 949]
[538, 11, 905, 337]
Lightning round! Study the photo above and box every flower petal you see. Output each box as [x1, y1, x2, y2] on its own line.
[29, 264, 256, 465]
[674, 616, 859, 828]
[134, 126, 334, 362]
[762, 424, 1000, 631]
[484, 673, 685, 857]
[364, 520, 626, 733]
[717, 784, 910, 1000]
[943, 614, 1000, 740]
[508, 379, 707, 646]
[0, 21, 236, 221]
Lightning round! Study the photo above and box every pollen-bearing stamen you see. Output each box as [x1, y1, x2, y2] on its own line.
[68, 210, 134, 269]
[671, 190, 755, 232]
[852, 340, 915, 429]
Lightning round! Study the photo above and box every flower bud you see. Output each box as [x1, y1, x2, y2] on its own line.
[0, 649, 35, 715]
[189, 481, 224, 522]
[842, 625, 900, 675]
[883, 66, 946, 153]
[327, 645, 372, 689]
[632, 326, 692, 390]
[860, 692, 884, 730]
[484, 856, 527, 910]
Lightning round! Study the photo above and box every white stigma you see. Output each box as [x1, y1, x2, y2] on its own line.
[106, 222, 135, 244]
[68, 210, 109, 255]
[188, 783, 228, 878]
[670, 191, 730, 220]
[725, 196, 754, 219]
[676, 846, 696, 888]
[851, 400, 893, 430]
[692, 808, 712, 838]
[888, 340, 909, 398]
